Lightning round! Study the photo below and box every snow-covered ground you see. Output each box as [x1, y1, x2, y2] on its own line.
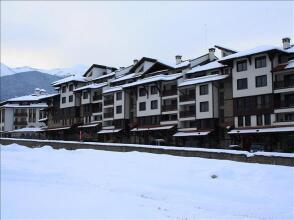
[1, 144, 293, 219]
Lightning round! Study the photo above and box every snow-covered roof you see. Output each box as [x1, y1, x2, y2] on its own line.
[122, 73, 183, 88]
[114, 65, 134, 78]
[74, 82, 107, 92]
[102, 86, 123, 94]
[219, 45, 290, 62]
[228, 126, 294, 134]
[186, 60, 225, 74]
[52, 75, 87, 86]
[178, 74, 228, 87]
[92, 72, 116, 81]
[110, 73, 137, 83]
[173, 131, 211, 136]
[7, 93, 57, 102]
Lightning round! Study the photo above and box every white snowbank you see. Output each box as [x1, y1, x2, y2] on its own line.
[1, 143, 293, 219]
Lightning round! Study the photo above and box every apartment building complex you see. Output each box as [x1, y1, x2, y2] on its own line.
[0, 88, 56, 138]
[2, 38, 294, 152]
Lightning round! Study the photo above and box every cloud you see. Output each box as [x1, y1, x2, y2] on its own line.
[1, 1, 293, 69]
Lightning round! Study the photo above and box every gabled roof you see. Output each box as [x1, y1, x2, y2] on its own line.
[128, 57, 158, 73]
[52, 75, 87, 86]
[215, 45, 238, 53]
[178, 74, 228, 87]
[218, 45, 290, 62]
[83, 64, 117, 77]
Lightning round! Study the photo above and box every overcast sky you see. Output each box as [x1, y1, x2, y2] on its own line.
[1, 1, 293, 69]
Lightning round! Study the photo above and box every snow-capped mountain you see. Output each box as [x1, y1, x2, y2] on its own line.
[0, 63, 16, 76]
[0, 63, 89, 77]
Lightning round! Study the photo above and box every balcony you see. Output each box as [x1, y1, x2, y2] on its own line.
[274, 80, 294, 90]
[275, 101, 294, 109]
[179, 111, 195, 118]
[162, 89, 177, 97]
[93, 94, 102, 101]
[162, 105, 177, 112]
[14, 112, 28, 117]
[104, 99, 114, 106]
[179, 94, 195, 102]
[14, 120, 28, 126]
[104, 112, 114, 118]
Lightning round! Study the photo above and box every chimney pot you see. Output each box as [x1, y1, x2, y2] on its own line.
[175, 55, 182, 65]
[133, 59, 138, 65]
[209, 48, 216, 61]
[282, 37, 291, 49]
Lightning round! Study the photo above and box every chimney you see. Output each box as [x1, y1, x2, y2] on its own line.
[119, 67, 124, 70]
[133, 59, 138, 65]
[209, 48, 216, 61]
[282, 37, 291, 49]
[40, 89, 46, 95]
[35, 88, 41, 96]
[175, 55, 182, 65]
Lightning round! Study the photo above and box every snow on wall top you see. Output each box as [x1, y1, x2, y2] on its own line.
[178, 74, 228, 87]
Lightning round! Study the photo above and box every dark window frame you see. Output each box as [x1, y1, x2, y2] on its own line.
[255, 75, 267, 88]
[237, 60, 247, 72]
[200, 84, 209, 95]
[151, 100, 158, 110]
[200, 101, 209, 112]
[139, 102, 146, 111]
[116, 105, 122, 114]
[237, 78, 248, 90]
[255, 56, 267, 69]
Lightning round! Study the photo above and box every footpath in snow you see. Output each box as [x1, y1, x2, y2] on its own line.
[1, 144, 294, 219]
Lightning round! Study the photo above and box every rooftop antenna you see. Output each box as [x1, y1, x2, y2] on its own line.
[204, 23, 208, 51]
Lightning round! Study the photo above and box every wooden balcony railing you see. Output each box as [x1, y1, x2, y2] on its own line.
[179, 94, 195, 102]
[162, 90, 177, 97]
[104, 99, 114, 106]
[162, 105, 177, 112]
[179, 111, 195, 118]
[274, 80, 294, 90]
[104, 112, 114, 118]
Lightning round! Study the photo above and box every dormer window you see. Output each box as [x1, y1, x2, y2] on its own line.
[138, 66, 144, 73]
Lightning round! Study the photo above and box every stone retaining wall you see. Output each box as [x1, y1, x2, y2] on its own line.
[1, 138, 293, 167]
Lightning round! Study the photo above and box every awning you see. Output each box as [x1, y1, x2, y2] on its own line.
[8, 127, 43, 133]
[45, 127, 71, 131]
[228, 126, 294, 134]
[38, 117, 48, 122]
[78, 123, 99, 128]
[97, 129, 122, 134]
[173, 131, 211, 137]
[131, 125, 174, 132]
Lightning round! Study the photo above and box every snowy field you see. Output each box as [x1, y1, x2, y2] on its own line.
[1, 144, 293, 219]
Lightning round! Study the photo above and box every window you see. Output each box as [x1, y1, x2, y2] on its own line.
[62, 86, 66, 93]
[264, 114, 271, 125]
[69, 95, 73, 102]
[256, 75, 267, 87]
[139, 102, 146, 111]
[257, 115, 263, 126]
[116, 92, 122, 100]
[255, 56, 266, 68]
[151, 86, 157, 95]
[200, 84, 209, 95]
[116, 105, 122, 114]
[69, 84, 74, 91]
[245, 115, 251, 126]
[237, 60, 247, 72]
[139, 88, 147, 96]
[237, 78, 248, 90]
[83, 92, 88, 99]
[151, 100, 158, 110]
[238, 116, 243, 127]
[62, 97, 66, 103]
[200, 101, 209, 112]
